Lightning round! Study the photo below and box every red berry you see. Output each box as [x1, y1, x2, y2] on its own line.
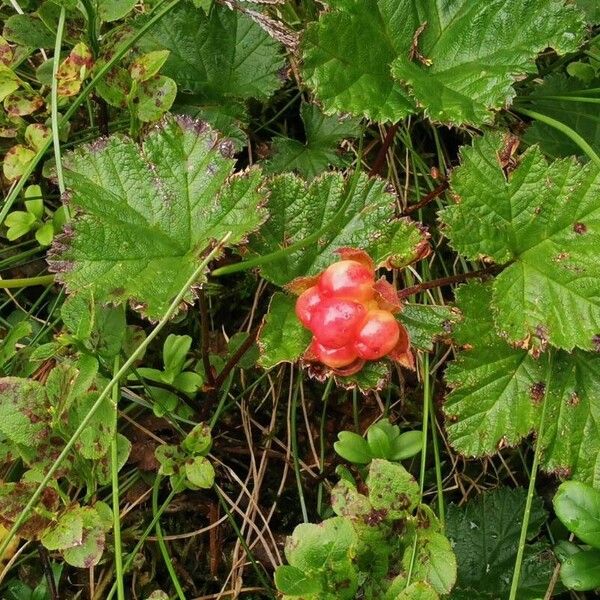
[311, 297, 367, 348]
[318, 260, 375, 301]
[295, 286, 323, 328]
[354, 310, 400, 360]
[309, 339, 358, 369]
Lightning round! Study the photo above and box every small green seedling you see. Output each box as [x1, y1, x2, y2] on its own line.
[5, 185, 66, 246]
[334, 418, 422, 465]
[155, 422, 215, 492]
[553, 480, 600, 591]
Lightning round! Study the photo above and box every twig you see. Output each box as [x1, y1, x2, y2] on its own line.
[402, 181, 449, 215]
[38, 545, 59, 600]
[369, 123, 399, 177]
[397, 265, 502, 300]
[199, 288, 216, 388]
[213, 329, 258, 391]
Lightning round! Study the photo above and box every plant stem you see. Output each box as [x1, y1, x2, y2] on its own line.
[397, 265, 501, 300]
[514, 107, 600, 168]
[317, 379, 333, 516]
[110, 357, 125, 600]
[38, 545, 59, 600]
[213, 328, 258, 391]
[429, 380, 445, 529]
[51, 6, 67, 203]
[0, 235, 231, 562]
[199, 287, 216, 388]
[290, 374, 308, 523]
[0, 275, 55, 289]
[0, 0, 182, 227]
[402, 181, 449, 215]
[369, 123, 399, 177]
[152, 476, 186, 600]
[508, 354, 554, 600]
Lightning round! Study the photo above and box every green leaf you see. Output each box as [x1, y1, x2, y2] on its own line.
[155, 444, 182, 476]
[366, 459, 419, 520]
[441, 132, 600, 352]
[35, 222, 54, 247]
[3, 145, 36, 181]
[335, 360, 391, 393]
[139, 2, 284, 102]
[41, 509, 83, 551]
[446, 487, 552, 599]
[0, 377, 50, 446]
[163, 334, 191, 375]
[184, 455, 215, 488]
[173, 371, 203, 394]
[301, 0, 415, 122]
[444, 282, 600, 484]
[560, 549, 600, 591]
[61, 507, 105, 568]
[522, 75, 600, 159]
[3, 14, 56, 48]
[302, 0, 583, 125]
[398, 304, 456, 352]
[250, 172, 429, 286]
[285, 517, 357, 571]
[0, 321, 31, 370]
[553, 481, 600, 548]
[334, 431, 372, 464]
[390, 430, 423, 461]
[0, 66, 19, 102]
[136, 75, 177, 122]
[48, 115, 267, 319]
[130, 50, 170, 82]
[396, 581, 439, 600]
[275, 565, 321, 595]
[266, 102, 361, 179]
[576, 0, 600, 22]
[367, 425, 392, 459]
[98, 0, 137, 22]
[257, 293, 312, 368]
[182, 422, 212, 455]
[389, 0, 584, 125]
[402, 528, 456, 595]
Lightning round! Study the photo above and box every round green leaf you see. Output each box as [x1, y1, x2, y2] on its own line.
[274, 565, 321, 595]
[560, 549, 600, 591]
[334, 431, 372, 464]
[184, 456, 215, 489]
[554, 481, 600, 548]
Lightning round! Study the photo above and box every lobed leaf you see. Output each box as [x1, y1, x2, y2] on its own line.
[441, 132, 600, 352]
[48, 115, 267, 319]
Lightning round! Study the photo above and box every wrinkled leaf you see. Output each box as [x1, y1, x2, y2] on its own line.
[48, 115, 267, 319]
[366, 459, 419, 520]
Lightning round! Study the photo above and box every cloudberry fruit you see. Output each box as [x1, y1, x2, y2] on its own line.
[309, 339, 358, 369]
[354, 310, 400, 360]
[311, 297, 367, 349]
[318, 260, 375, 301]
[295, 286, 323, 328]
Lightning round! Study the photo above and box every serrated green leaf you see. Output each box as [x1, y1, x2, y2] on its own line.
[522, 75, 600, 159]
[398, 304, 456, 352]
[441, 132, 600, 351]
[139, 2, 284, 102]
[335, 360, 390, 393]
[266, 102, 361, 179]
[302, 0, 583, 125]
[445, 282, 600, 484]
[48, 115, 267, 319]
[250, 172, 428, 286]
[390, 0, 584, 125]
[98, 0, 137, 21]
[301, 0, 415, 122]
[258, 293, 311, 368]
[553, 481, 600, 548]
[446, 487, 553, 599]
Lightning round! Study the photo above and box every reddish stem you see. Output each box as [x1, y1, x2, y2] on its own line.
[402, 181, 449, 215]
[369, 123, 400, 177]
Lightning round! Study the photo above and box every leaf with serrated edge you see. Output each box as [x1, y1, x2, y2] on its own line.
[302, 0, 583, 125]
[139, 3, 284, 102]
[250, 172, 428, 286]
[398, 304, 456, 352]
[48, 115, 267, 319]
[445, 282, 600, 485]
[441, 132, 600, 352]
[390, 0, 584, 125]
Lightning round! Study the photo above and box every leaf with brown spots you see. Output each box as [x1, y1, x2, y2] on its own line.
[441, 132, 600, 352]
[445, 282, 600, 485]
[48, 115, 267, 319]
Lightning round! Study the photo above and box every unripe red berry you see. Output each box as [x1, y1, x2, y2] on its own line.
[309, 339, 358, 369]
[318, 260, 375, 301]
[295, 286, 323, 328]
[354, 309, 400, 360]
[311, 297, 367, 349]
